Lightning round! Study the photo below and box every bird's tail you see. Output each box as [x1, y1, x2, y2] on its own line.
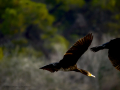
[40, 63, 59, 73]
[90, 46, 104, 52]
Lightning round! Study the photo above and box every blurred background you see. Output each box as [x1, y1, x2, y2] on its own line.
[0, 0, 120, 90]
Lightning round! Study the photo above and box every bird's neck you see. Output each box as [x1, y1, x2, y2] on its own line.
[74, 68, 95, 77]
[74, 68, 89, 76]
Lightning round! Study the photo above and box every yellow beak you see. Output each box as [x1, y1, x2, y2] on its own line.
[88, 73, 95, 78]
[91, 74, 95, 78]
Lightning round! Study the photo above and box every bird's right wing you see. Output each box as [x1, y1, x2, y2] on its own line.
[59, 33, 93, 67]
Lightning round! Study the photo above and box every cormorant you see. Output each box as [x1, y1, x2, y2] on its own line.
[91, 38, 120, 71]
[40, 33, 95, 77]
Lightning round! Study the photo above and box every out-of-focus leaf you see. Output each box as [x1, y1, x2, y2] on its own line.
[0, 47, 3, 60]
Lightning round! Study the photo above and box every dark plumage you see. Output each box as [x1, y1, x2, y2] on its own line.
[91, 38, 120, 71]
[40, 33, 95, 77]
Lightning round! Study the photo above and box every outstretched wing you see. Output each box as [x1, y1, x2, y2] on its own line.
[108, 53, 120, 71]
[59, 33, 93, 67]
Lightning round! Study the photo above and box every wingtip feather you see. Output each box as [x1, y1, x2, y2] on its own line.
[86, 33, 93, 40]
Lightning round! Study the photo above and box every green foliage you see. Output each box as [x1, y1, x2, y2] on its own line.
[0, 0, 55, 36]
[50, 35, 69, 45]
[45, 0, 85, 30]
[19, 0, 54, 27]
[19, 47, 43, 57]
[0, 47, 3, 60]
[50, 35, 69, 49]
[91, 0, 120, 36]
[91, 0, 116, 10]
[56, 0, 85, 10]
[46, 0, 85, 9]
[1, 0, 120, 58]
[0, 0, 57, 58]
[43, 35, 69, 54]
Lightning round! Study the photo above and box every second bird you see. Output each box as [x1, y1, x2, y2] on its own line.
[91, 38, 120, 71]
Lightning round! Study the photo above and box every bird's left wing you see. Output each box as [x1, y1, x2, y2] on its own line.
[59, 33, 93, 67]
[108, 54, 120, 71]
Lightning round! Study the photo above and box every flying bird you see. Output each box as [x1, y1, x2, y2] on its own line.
[40, 33, 95, 77]
[91, 38, 120, 71]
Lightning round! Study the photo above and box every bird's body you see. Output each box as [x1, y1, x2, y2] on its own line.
[59, 64, 77, 71]
[40, 33, 95, 77]
[91, 38, 120, 71]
